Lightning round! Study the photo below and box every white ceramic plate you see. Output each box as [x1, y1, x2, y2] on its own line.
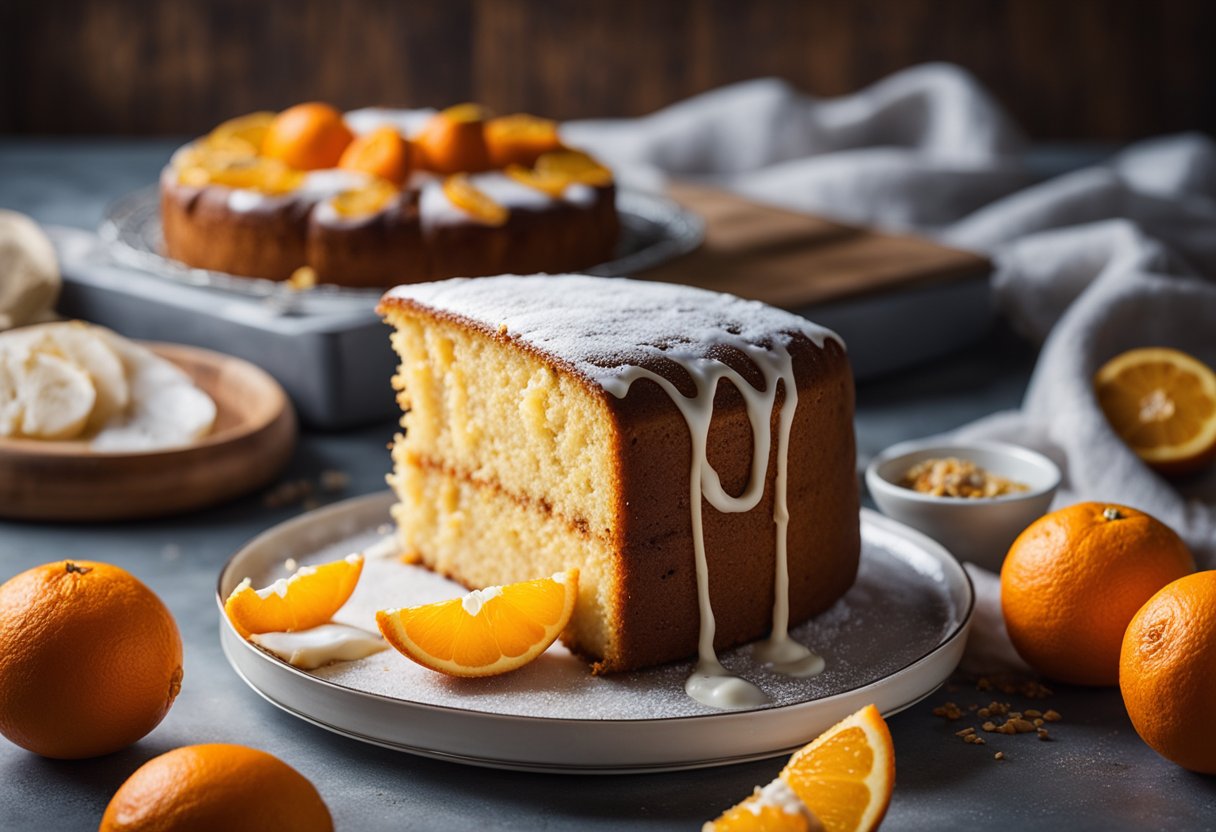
[217, 492, 973, 774]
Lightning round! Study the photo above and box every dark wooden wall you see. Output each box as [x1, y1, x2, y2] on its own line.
[2, 0, 1212, 140]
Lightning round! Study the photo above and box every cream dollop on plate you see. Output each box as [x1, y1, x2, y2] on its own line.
[0, 321, 217, 451]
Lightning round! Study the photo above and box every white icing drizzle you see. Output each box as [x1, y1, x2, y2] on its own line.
[601, 339, 822, 707]
[472, 172, 554, 211]
[228, 188, 275, 213]
[563, 183, 597, 208]
[296, 169, 373, 200]
[250, 624, 387, 670]
[386, 276, 842, 709]
[343, 107, 437, 138]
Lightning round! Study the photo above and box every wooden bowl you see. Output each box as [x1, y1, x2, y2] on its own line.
[0, 342, 297, 522]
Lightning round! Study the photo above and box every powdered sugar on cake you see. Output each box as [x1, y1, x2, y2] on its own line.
[384, 274, 842, 386]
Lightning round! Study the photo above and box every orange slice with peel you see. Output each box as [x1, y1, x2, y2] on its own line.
[224, 554, 364, 638]
[443, 174, 509, 226]
[207, 111, 276, 155]
[376, 569, 578, 677]
[505, 164, 570, 197]
[1095, 347, 1216, 475]
[339, 126, 412, 186]
[536, 149, 613, 187]
[178, 157, 304, 194]
[778, 704, 894, 832]
[704, 780, 821, 832]
[486, 114, 563, 167]
[331, 178, 401, 219]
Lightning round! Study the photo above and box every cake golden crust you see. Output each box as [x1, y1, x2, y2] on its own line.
[378, 276, 860, 674]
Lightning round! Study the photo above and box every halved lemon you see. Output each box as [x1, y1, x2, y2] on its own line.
[375, 570, 578, 677]
[224, 554, 364, 638]
[779, 704, 894, 832]
[1095, 347, 1216, 475]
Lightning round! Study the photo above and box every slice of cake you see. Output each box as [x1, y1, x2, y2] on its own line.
[379, 274, 859, 675]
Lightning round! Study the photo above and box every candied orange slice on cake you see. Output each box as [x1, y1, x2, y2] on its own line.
[178, 157, 303, 194]
[414, 103, 493, 175]
[331, 178, 401, 219]
[505, 164, 570, 197]
[338, 126, 413, 186]
[442, 174, 509, 226]
[224, 554, 364, 638]
[375, 569, 578, 677]
[486, 114, 563, 168]
[777, 704, 894, 832]
[1095, 347, 1216, 475]
[535, 149, 613, 187]
[262, 102, 355, 171]
[207, 111, 276, 155]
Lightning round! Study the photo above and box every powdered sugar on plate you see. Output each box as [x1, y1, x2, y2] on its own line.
[233, 505, 961, 721]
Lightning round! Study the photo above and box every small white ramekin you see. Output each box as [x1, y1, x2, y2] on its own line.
[865, 439, 1061, 572]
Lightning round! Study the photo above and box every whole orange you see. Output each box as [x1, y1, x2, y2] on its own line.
[100, 743, 333, 832]
[1120, 571, 1216, 773]
[0, 561, 183, 758]
[1000, 503, 1194, 686]
[262, 102, 354, 171]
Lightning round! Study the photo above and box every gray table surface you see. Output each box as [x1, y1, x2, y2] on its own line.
[1, 141, 1214, 831]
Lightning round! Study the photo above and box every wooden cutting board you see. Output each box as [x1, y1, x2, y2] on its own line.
[641, 182, 990, 307]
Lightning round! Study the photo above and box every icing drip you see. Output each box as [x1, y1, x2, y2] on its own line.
[602, 340, 823, 708]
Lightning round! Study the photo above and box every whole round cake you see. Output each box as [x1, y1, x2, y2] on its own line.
[160, 103, 619, 287]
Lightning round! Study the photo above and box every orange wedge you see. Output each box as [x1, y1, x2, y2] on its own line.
[486, 114, 563, 168]
[779, 704, 894, 832]
[224, 554, 364, 638]
[535, 149, 613, 187]
[1095, 347, 1216, 475]
[376, 569, 578, 677]
[704, 782, 821, 832]
[505, 164, 570, 197]
[443, 174, 509, 226]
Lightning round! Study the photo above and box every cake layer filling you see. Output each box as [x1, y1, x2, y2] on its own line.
[388, 456, 619, 665]
[388, 309, 619, 539]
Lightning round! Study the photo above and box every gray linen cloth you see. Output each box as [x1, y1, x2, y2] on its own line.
[566, 64, 1216, 672]
[566, 63, 1216, 563]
